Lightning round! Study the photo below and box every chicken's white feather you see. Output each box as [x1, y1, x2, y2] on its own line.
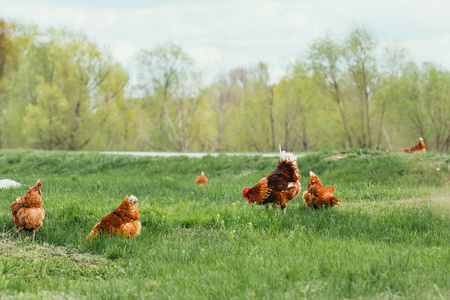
[279, 144, 297, 163]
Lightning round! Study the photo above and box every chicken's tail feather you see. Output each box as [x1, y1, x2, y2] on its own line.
[85, 228, 99, 243]
[302, 191, 309, 200]
[279, 144, 297, 163]
[302, 191, 312, 206]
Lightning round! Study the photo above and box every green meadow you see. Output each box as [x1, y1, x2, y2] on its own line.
[0, 150, 449, 299]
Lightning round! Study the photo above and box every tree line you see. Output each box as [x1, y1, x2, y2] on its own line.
[0, 20, 449, 152]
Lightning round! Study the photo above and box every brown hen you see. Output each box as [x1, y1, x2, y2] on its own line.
[303, 172, 339, 209]
[11, 179, 45, 240]
[196, 171, 208, 186]
[402, 137, 426, 153]
[86, 195, 141, 242]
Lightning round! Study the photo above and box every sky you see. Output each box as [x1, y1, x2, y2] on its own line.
[2, 0, 450, 84]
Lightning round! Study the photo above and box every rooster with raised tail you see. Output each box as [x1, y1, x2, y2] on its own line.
[242, 146, 301, 212]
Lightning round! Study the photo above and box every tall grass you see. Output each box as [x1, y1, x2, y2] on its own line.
[0, 149, 449, 299]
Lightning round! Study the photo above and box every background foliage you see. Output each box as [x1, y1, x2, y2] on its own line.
[0, 20, 449, 152]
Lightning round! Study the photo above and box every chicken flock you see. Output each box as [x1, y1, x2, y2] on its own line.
[8, 138, 425, 241]
[10, 179, 141, 242]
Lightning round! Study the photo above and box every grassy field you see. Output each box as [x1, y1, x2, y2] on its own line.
[0, 149, 449, 299]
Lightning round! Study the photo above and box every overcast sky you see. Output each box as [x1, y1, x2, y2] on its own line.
[2, 0, 450, 84]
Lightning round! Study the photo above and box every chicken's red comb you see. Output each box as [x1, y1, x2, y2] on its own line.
[242, 187, 251, 200]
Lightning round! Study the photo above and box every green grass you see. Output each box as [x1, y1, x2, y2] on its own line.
[0, 149, 449, 299]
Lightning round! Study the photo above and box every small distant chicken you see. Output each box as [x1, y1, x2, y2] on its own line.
[403, 137, 426, 153]
[196, 171, 208, 186]
[86, 195, 141, 242]
[242, 146, 301, 211]
[302, 172, 339, 209]
[11, 179, 45, 240]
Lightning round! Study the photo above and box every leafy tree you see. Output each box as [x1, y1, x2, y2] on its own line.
[0, 19, 8, 80]
[23, 78, 71, 149]
[309, 35, 354, 148]
[7, 28, 128, 150]
[395, 62, 450, 152]
[344, 26, 378, 148]
[275, 62, 333, 151]
[309, 26, 408, 150]
[135, 43, 203, 152]
[229, 63, 276, 152]
[0, 19, 9, 148]
[0, 20, 38, 148]
[373, 44, 408, 149]
[208, 72, 239, 151]
[421, 63, 450, 152]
